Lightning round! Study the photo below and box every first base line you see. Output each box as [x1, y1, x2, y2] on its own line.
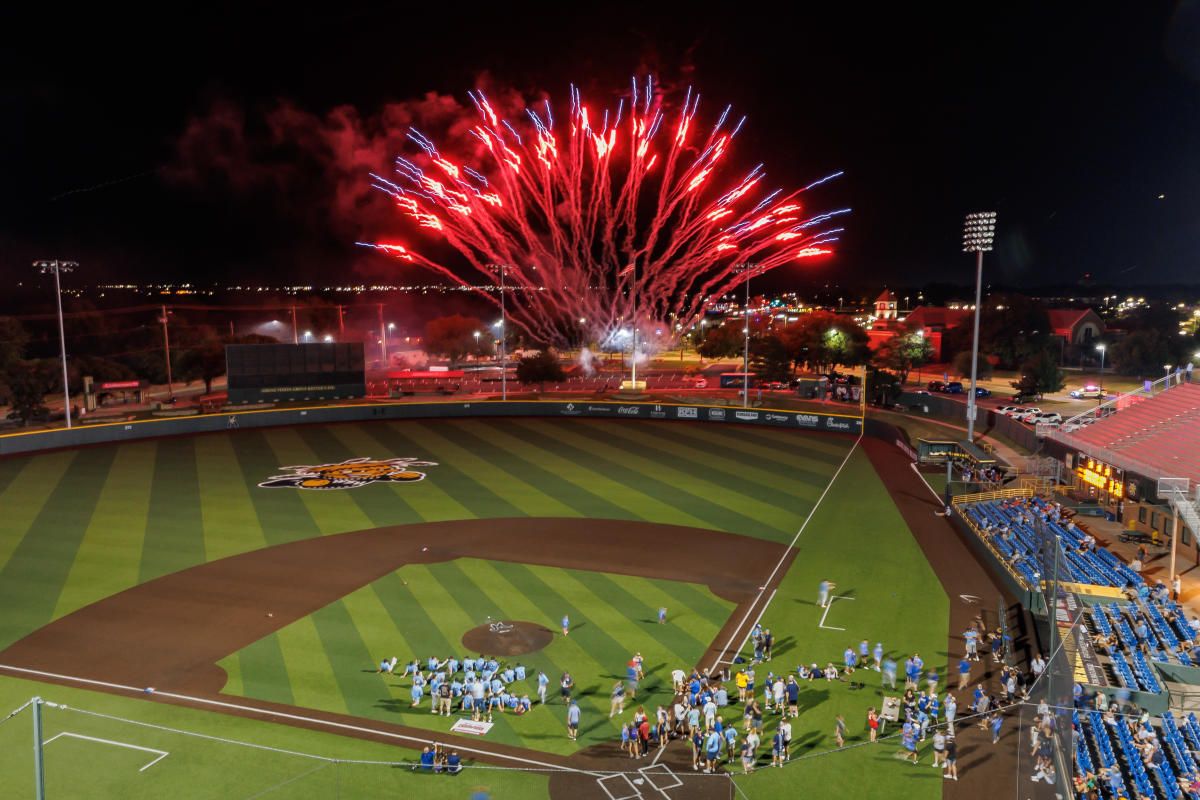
[818, 595, 855, 631]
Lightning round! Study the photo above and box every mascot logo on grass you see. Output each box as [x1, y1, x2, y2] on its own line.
[258, 457, 437, 490]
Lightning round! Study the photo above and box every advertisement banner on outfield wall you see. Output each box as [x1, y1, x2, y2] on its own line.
[0, 400, 862, 456]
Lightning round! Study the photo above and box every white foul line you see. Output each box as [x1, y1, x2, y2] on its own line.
[909, 462, 945, 505]
[707, 430, 863, 672]
[817, 595, 855, 631]
[0, 664, 597, 776]
[45, 731, 169, 772]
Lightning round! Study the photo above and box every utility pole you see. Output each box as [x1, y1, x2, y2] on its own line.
[377, 304, 388, 367]
[159, 305, 174, 401]
[290, 306, 298, 344]
[488, 265, 509, 400]
[962, 212, 997, 441]
[733, 263, 758, 408]
[34, 260, 77, 428]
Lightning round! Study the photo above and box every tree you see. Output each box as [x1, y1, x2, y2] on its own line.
[1108, 329, 1181, 378]
[515, 349, 566, 390]
[952, 349, 993, 381]
[944, 293, 1050, 369]
[3, 359, 55, 426]
[1010, 348, 1064, 398]
[866, 367, 903, 406]
[177, 340, 228, 394]
[423, 315, 487, 362]
[874, 325, 934, 386]
[779, 312, 869, 374]
[0, 317, 29, 371]
[750, 335, 792, 383]
[696, 323, 743, 359]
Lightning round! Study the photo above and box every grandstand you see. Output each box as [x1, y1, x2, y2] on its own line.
[1074, 709, 1200, 799]
[1052, 383, 1200, 488]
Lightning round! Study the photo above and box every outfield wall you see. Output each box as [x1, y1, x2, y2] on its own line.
[0, 399, 862, 457]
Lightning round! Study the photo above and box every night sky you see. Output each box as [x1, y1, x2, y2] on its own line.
[3, 4, 1199, 291]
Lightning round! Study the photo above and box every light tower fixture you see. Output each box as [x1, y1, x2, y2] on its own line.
[962, 211, 997, 440]
[33, 260, 78, 428]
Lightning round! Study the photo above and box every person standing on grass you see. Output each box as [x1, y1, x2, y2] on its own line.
[873, 641, 884, 672]
[658, 607, 667, 624]
[724, 722, 739, 763]
[818, 579, 835, 609]
[537, 670, 549, 704]
[868, 708, 880, 742]
[931, 729, 946, 769]
[943, 734, 958, 780]
[704, 728, 722, 772]
[899, 725, 919, 764]
[780, 717, 792, 762]
[566, 699, 580, 741]
[561, 614, 570, 636]
[834, 714, 847, 747]
[771, 726, 786, 768]
[560, 672, 574, 703]
[882, 657, 898, 690]
[610, 681, 626, 718]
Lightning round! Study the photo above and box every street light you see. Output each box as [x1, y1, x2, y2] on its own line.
[962, 211, 997, 440]
[1096, 344, 1106, 392]
[1165, 364, 1173, 385]
[33, 260, 77, 428]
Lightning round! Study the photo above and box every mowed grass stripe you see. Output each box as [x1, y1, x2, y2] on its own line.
[194, 434, 267, 562]
[590, 420, 835, 496]
[54, 441, 157, 619]
[564, 421, 822, 511]
[698, 422, 854, 464]
[0, 446, 116, 648]
[308, 600, 388, 719]
[456, 419, 712, 528]
[275, 616, 350, 715]
[0, 450, 77, 574]
[260, 428, 374, 535]
[0, 453, 32, 499]
[322, 424, 444, 524]
[425, 421, 635, 522]
[218, 652, 244, 696]
[566, 571, 713, 657]
[346, 424, 477, 523]
[339, 581, 422, 676]
[505, 420, 778, 538]
[238, 633, 294, 706]
[612, 576, 735, 644]
[295, 425, 424, 528]
[404, 422, 579, 518]
[226, 430, 323, 546]
[140, 438, 205, 583]
[369, 423, 522, 519]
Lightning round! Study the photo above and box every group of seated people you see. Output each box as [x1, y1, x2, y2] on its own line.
[379, 653, 545, 719]
[413, 743, 462, 774]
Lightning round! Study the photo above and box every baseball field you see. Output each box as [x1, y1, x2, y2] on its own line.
[0, 414, 979, 799]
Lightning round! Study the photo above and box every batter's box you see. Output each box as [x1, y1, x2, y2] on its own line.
[638, 763, 684, 792]
[596, 773, 642, 800]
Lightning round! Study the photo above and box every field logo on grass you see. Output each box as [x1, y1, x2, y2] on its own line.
[257, 457, 438, 490]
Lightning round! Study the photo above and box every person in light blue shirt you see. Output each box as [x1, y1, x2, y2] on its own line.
[566, 700, 580, 740]
[562, 615, 570, 636]
[872, 642, 883, 671]
[502, 666, 516, 684]
[515, 663, 526, 681]
[410, 683, 424, 707]
[537, 671, 549, 704]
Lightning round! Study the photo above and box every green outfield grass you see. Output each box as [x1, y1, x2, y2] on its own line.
[219, 559, 734, 756]
[730, 449, 948, 797]
[0, 675, 549, 799]
[0, 418, 851, 652]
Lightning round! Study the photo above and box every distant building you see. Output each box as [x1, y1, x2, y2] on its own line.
[1046, 308, 1105, 346]
[867, 303, 971, 362]
[874, 290, 899, 321]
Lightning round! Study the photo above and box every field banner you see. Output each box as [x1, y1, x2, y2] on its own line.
[449, 719, 494, 736]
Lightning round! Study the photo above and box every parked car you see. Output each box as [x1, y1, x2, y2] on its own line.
[1012, 391, 1041, 403]
[1022, 411, 1062, 426]
[995, 405, 1026, 417]
[1061, 417, 1098, 433]
[973, 387, 992, 398]
[1068, 385, 1106, 399]
[760, 381, 788, 390]
[927, 380, 947, 392]
[1014, 407, 1044, 421]
[943, 381, 965, 394]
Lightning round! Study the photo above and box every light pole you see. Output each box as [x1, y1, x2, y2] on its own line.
[1165, 364, 1173, 386]
[377, 304, 388, 367]
[962, 211, 997, 441]
[487, 265, 510, 400]
[734, 263, 759, 408]
[473, 330, 480, 357]
[34, 260, 76, 428]
[158, 305, 174, 401]
[1096, 344, 1106, 394]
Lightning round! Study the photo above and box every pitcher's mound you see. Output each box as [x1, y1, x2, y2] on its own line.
[461, 621, 553, 656]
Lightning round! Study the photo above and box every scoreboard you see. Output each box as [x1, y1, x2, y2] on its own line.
[1075, 452, 1125, 499]
[226, 343, 366, 404]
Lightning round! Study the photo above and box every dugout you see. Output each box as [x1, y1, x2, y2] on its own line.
[916, 438, 997, 468]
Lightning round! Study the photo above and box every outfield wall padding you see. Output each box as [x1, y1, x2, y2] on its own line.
[0, 400, 862, 457]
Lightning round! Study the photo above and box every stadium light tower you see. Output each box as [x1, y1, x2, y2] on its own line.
[733, 263, 761, 408]
[487, 265, 510, 400]
[1096, 344, 1106, 393]
[34, 260, 77, 429]
[962, 212, 997, 440]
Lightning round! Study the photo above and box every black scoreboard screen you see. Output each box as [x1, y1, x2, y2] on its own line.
[225, 343, 366, 404]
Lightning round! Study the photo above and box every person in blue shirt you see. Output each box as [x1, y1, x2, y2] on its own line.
[514, 663, 526, 681]
[415, 746, 435, 772]
[446, 751, 461, 775]
[566, 700, 580, 740]
[704, 729, 723, 772]
[562, 614, 570, 636]
[658, 607, 667, 624]
[447, 657, 459, 676]
[502, 666, 516, 684]
[410, 682, 424, 707]
[843, 648, 857, 673]
[989, 712, 1003, 744]
[872, 642, 884, 672]
[537, 671, 549, 704]
[958, 658, 972, 691]
[882, 658, 897, 689]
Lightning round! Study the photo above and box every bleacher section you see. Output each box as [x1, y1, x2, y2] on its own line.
[960, 495, 1140, 589]
[1087, 600, 1196, 691]
[1054, 383, 1200, 487]
[1075, 709, 1200, 799]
